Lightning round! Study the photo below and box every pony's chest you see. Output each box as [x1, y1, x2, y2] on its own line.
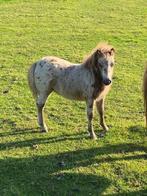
[93, 85, 111, 100]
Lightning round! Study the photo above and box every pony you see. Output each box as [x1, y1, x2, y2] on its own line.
[28, 43, 115, 140]
[143, 64, 147, 128]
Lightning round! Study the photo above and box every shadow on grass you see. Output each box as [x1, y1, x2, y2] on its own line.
[0, 132, 88, 150]
[0, 157, 110, 195]
[0, 131, 146, 154]
[0, 128, 37, 137]
[0, 142, 146, 195]
[0, 116, 88, 138]
[0, 119, 146, 195]
[128, 125, 146, 134]
[0, 117, 38, 137]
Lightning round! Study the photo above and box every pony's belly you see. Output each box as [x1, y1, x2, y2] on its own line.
[53, 86, 85, 101]
[56, 91, 85, 101]
[52, 77, 88, 101]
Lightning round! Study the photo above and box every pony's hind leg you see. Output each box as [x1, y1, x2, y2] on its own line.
[36, 93, 49, 133]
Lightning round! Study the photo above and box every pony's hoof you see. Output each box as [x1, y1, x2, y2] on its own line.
[40, 127, 48, 133]
[92, 136, 98, 140]
[40, 124, 48, 133]
[40, 129, 48, 133]
[90, 133, 97, 140]
[105, 127, 109, 131]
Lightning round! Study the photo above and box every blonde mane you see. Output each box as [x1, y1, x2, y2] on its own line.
[83, 42, 115, 68]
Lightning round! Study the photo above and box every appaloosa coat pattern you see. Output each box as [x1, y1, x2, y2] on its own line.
[28, 43, 115, 139]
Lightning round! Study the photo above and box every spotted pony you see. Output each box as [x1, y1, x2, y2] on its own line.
[28, 43, 115, 139]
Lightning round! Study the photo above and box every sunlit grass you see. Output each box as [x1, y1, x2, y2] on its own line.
[0, 0, 147, 195]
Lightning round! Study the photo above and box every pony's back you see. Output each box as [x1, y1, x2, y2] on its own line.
[143, 65, 147, 127]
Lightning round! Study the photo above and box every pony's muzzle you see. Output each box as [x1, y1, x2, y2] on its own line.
[103, 78, 111, 85]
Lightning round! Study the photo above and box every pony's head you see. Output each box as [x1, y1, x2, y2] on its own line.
[84, 43, 115, 85]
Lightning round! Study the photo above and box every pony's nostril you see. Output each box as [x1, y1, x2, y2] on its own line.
[103, 79, 111, 85]
[107, 79, 111, 84]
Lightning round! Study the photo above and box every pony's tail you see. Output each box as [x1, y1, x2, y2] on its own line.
[143, 64, 147, 128]
[28, 62, 38, 98]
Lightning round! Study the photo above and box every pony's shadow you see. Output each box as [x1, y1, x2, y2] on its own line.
[0, 116, 88, 138]
[0, 128, 37, 137]
[0, 117, 37, 137]
[0, 131, 88, 150]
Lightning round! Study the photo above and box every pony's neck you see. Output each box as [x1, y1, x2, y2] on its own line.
[90, 66, 104, 99]
[93, 67, 103, 86]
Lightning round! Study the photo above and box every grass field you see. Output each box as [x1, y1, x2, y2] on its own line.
[0, 0, 147, 195]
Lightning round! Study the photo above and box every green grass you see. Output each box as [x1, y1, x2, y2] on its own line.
[0, 0, 147, 195]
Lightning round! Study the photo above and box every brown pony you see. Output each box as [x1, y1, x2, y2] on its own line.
[143, 64, 147, 127]
[28, 43, 115, 139]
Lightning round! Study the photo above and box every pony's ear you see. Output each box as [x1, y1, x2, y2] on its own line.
[93, 49, 101, 67]
[93, 49, 103, 67]
[84, 49, 102, 68]
[97, 49, 103, 56]
[109, 48, 115, 56]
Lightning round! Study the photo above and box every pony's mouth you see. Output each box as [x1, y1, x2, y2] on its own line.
[103, 78, 111, 85]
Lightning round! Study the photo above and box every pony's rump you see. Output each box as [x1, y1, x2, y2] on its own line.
[28, 62, 38, 98]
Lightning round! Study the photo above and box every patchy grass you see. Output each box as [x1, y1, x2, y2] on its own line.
[0, 0, 147, 195]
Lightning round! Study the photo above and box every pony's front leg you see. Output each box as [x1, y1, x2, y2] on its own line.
[96, 99, 109, 135]
[36, 94, 48, 133]
[86, 98, 97, 140]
